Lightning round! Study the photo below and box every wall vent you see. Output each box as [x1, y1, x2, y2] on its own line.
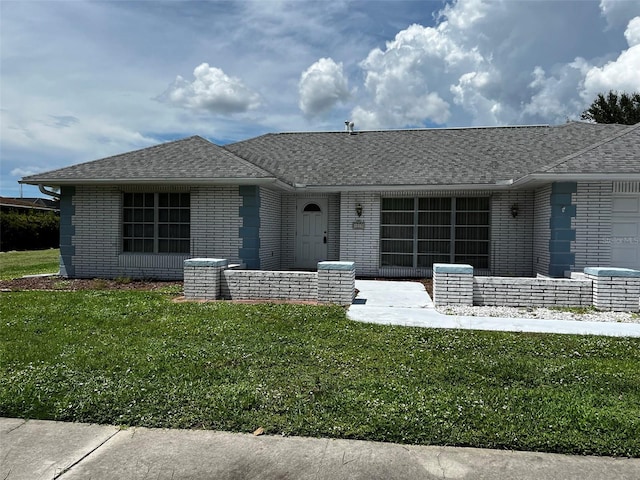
[613, 181, 640, 194]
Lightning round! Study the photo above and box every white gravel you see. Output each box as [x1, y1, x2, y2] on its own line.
[437, 305, 640, 324]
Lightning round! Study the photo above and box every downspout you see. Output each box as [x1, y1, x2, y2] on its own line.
[39, 184, 61, 200]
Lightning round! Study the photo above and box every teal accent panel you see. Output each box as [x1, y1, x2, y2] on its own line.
[549, 215, 572, 230]
[551, 182, 578, 194]
[59, 186, 76, 277]
[548, 182, 576, 277]
[550, 193, 573, 205]
[550, 229, 576, 241]
[238, 186, 260, 269]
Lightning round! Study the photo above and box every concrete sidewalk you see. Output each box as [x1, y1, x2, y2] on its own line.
[348, 280, 640, 337]
[2, 417, 639, 480]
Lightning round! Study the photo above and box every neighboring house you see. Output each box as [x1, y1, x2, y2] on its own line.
[20, 121, 640, 280]
[0, 197, 60, 213]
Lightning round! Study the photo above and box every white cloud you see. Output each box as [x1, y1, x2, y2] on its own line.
[298, 58, 350, 116]
[582, 17, 640, 98]
[523, 59, 591, 123]
[625, 16, 640, 47]
[450, 71, 503, 125]
[349, 0, 638, 128]
[10, 166, 42, 178]
[438, 0, 491, 30]
[160, 63, 261, 114]
[600, 0, 640, 28]
[352, 20, 491, 128]
[4, 0, 640, 196]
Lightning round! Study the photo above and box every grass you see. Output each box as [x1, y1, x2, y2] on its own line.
[1, 290, 639, 457]
[0, 249, 59, 280]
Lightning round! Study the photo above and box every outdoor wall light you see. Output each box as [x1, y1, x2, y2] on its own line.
[511, 204, 519, 218]
[356, 203, 363, 217]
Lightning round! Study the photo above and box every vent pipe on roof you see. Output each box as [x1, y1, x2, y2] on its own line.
[344, 121, 355, 134]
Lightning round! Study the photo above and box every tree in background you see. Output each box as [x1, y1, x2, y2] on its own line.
[581, 91, 640, 125]
[0, 211, 59, 251]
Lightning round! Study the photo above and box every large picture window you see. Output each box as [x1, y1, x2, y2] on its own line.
[123, 193, 190, 254]
[380, 197, 490, 269]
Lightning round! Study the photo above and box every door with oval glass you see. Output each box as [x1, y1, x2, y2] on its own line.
[295, 198, 328, 269]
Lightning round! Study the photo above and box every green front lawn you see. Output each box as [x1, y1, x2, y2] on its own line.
[0, 249, 59, 280]
[1, 290, 639, 457]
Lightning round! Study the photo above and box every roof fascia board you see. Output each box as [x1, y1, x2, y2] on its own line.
[20, 177, 288, 188]
[512, 172, 640, 187]
[297, 183, 515, 193]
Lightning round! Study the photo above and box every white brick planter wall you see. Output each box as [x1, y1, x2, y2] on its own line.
[222, 270, 318, 301]
[184, 260, 355, 306]
[585, 267, 640, 312]
[433, 264, 640, 312]
[184, 258, 228, 300]
[473, 277, 592, 308]
[318, 261, 356, 305]
[433, 264, 474, 306]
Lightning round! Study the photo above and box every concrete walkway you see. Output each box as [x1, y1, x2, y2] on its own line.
[2, 418, 639, 480]
[348, 280, 640, 337]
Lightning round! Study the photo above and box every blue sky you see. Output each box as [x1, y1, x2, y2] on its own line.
[2, 0, 640, 197]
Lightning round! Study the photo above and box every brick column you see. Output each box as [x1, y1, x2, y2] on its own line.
[184, 258, 228, 300]
[584, 267, 640, 312]
[433, 263, 473, 307]
[317, 261, 355, 305]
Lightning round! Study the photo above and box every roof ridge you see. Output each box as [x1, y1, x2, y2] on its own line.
[262, 124, 552, 136]
[224, 139, 287, 182]
[536, 123, 640, 174]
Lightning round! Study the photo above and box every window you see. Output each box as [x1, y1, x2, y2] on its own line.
[380, 197, 489, 269]
[123, 193, 190, 253]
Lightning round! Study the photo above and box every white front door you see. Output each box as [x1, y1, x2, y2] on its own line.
[296, 199, 328, 269]
[611, 195, 640, 270]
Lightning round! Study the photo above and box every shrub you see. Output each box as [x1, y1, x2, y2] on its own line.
[0, 210, 60, 251]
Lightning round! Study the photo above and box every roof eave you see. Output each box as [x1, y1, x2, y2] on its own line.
[296, 182, 515, 193]
[19, 177, 291, 189]
[512, 172, 640, 188]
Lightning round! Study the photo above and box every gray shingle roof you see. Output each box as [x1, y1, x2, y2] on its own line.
[21, 136, 274, 184]
[224, 122, 634, 187]
[539, 123, 640, 174]
[21, 122, 638, 188]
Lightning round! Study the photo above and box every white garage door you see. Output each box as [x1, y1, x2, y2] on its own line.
[612, 195, 640, 270]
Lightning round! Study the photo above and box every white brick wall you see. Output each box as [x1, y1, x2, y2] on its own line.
[72, 185, 121, 278]
[339, 191, 380, 276]
[184, 259, 228, 300]
[573, 182, 613, 272]
[191, 186, 242, 263]
[70, 185, 243, 280]
[327, 194, 341, 261]
[585, 272, 640, 312]
[185, 261, 355, 305]
[433, 264, 595, 309]
[491, 191, 534, 276]
[318, 262, 356, 305]
[473, 277, 592, 307]
[280, 194, 296, 270]
[221, 270, 318, 301]
[533, 185, 552, 276]
[259, 187, 282, 270]
[433, 272, 474, 306]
